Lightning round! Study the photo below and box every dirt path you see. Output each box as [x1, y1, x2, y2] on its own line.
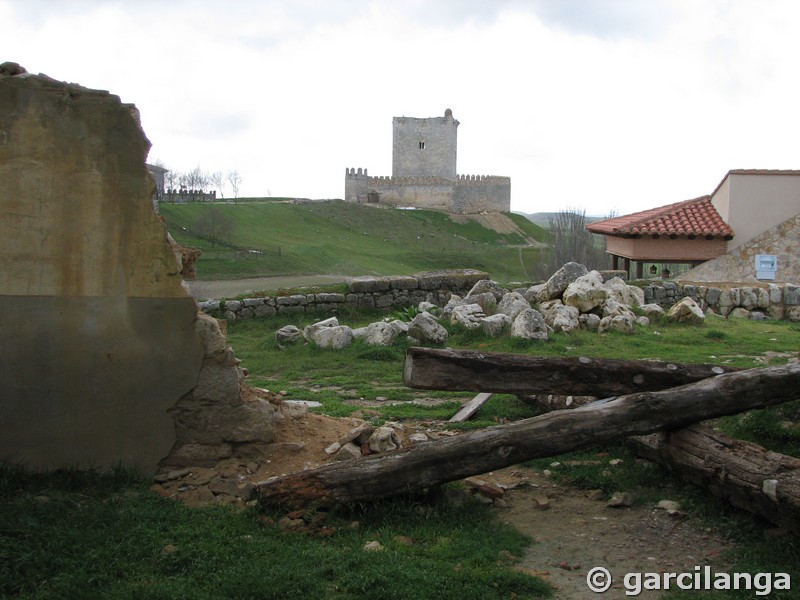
[483, 468, 736, 599]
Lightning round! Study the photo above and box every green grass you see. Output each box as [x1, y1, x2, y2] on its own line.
[159, 200, 548, 282]
[4, 311, 798, 598]
[0, 464, 550, 599]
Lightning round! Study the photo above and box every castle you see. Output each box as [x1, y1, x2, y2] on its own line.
[345, 109, 511, 214]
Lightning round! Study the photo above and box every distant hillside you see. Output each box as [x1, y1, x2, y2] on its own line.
[160, 200, 549, 283]
[514, 211, 607, 229]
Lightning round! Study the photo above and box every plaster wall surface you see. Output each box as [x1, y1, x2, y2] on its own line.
[713, 173, 800, 250]
[0, 70, 204, 472]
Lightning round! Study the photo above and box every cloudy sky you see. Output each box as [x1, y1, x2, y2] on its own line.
[4, 0, 800, 215]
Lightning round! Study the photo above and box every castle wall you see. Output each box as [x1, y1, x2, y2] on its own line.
[392, 115, 458, 179]
[345, 170, 511, 214]
[454, 175, 511, 213]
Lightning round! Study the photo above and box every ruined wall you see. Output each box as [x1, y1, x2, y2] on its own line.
[0, 64, 273, 473]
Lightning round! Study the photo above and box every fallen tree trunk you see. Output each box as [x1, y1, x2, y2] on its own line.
[403, 347, 739, 397]
[257, 362, 800, 509]
[630, 426, 800, 533]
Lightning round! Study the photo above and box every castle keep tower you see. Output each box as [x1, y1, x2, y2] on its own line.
[345, 109, 510, 214]
[392, 109, 458, 179]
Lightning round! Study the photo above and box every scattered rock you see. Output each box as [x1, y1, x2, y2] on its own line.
[511, 308, 549, 340]
[408, 311, 449, 345]
[563, 271, 608, 313]
[497, 291, 531, 321]
[334, 442, 362, 461]
[666, 297, 705, 325]
[368, 426, 400, 453]
[302, 317, 339, 342]
[657, 500, 681, 514]
[275, 325, 303, 345]
[362, 321, 399, 346]
[480, 313, 512, 337]
[532, 496, 551, 510]
[606, 491, 635, 508]
[451, 303, 486, 329]
[466, 279, 507, 301]
[363, 541, 384, 552]
[537, 262, 589, 302]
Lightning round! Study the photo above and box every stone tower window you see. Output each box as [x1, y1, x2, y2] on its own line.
[419, 141, 425, 150]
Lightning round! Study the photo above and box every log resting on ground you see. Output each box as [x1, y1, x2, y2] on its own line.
[257, 361, 800, 510]
[403, 347, 740, 397]
[630, 426, 800, 533]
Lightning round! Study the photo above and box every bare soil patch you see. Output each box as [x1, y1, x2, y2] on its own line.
[154, 392, 738, 599]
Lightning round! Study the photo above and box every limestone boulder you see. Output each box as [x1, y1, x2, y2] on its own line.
[524, 283, 546, 304]
[368, 426, 400, 453]
[311, 325, 354, 350]
[303, 316, 339, 342]
[497, 291, 531, 321]
[480, 313, 511, 337]
[451, 303, 485, 329]
[466, 279, 507, 301]
[275, 324, 303, 346]
[511, 308, 549, 340]
[598, 314, 636, 334]
[640, 303, 666, 318]
[666, 297, 705, 325]
[601, 297, 636, 319]
[408, 311, 449, 345]
[418, 301, 439, 314]
[537, 262, 589, 302]
[563, 271, 608, 313]
[605, 276, 644, 308]
[539, 300, 579, 333]
[728, 307, 751, 319]
[461, 292, 497, 315]
[787, 306, 800, 322]
[362, 321, 399, 346]
[579, 313, 601, 331]
[388, 319, 410, 335]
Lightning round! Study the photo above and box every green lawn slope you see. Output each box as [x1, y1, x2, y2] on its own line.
[159, 200, 548, 283]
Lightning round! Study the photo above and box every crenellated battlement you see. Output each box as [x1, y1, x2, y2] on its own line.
[345, 110, 511, 214]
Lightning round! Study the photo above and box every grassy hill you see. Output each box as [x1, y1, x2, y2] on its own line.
[159, 200, 548, 283]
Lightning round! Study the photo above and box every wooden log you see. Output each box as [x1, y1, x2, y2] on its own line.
[403, 347, 739, 397]
[629, 426, 800, 533]
[449, 393, 492, 423]
[257, 361, 800, 509]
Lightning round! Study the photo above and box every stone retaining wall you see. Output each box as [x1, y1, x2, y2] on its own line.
[199, 269, 490, 320]
[643, 282, 799, 320]
[199, 270, 799, 322]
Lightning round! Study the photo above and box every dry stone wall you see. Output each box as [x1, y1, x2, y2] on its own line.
[643, 281, 799, 320]
[199, 270, 490, 320]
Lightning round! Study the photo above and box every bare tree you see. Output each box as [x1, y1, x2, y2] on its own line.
[227, 169, 243, 199]
[194, 206, 234, 247]
[183, 166, 209, 193]
[209, 171, 226, 198]
[547, 208, 610, 272]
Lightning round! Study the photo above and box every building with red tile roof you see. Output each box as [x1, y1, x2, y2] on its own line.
[587, 170, 800, 282]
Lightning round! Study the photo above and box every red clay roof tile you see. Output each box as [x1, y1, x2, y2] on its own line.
[586, 196, 733, 238]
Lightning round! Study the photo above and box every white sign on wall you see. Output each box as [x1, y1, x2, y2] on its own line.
[755, 254, 777, 280]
